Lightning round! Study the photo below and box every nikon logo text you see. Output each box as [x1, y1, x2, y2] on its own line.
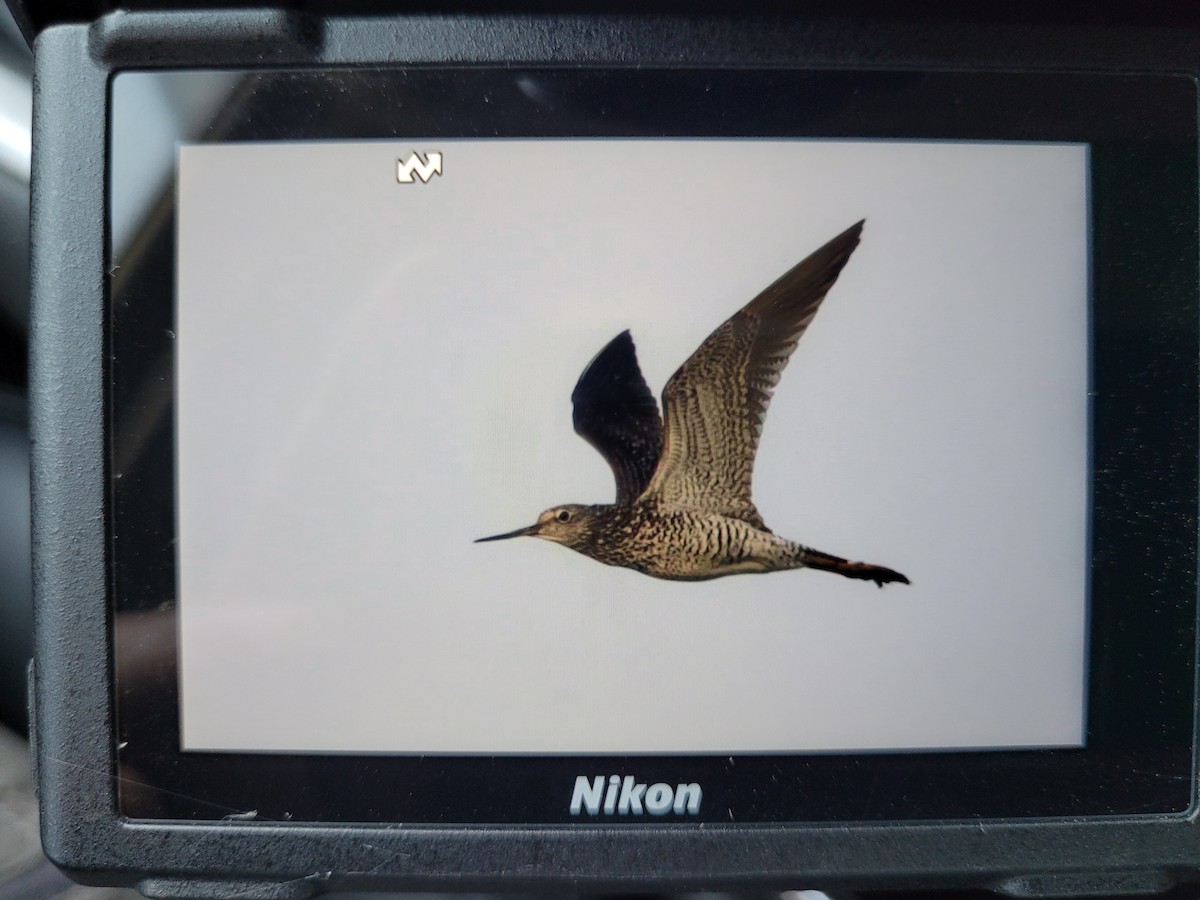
[397, 151, 443, 184]
[570, 775, 702, 816]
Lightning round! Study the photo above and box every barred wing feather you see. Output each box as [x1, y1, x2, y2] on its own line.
[640, 221, 865, 527]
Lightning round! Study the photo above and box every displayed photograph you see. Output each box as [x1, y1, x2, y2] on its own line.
[175, 138, 1089, 754]
[476, 220, 910, 588]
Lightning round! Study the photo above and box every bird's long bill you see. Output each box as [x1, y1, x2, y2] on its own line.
[474, 524, 538, 543]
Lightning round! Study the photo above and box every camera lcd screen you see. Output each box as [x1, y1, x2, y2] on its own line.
[108, 68, 1196, 823]
[174, 138, 1089, 755]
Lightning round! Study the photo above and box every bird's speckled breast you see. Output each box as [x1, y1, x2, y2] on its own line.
[584, 502, 799, 581]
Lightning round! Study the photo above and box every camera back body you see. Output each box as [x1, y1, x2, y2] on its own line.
[16, 2, 1200, 896]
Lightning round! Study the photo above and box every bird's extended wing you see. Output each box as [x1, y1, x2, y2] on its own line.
[571, 330, 664, 504]
[640, 221, 864, 526]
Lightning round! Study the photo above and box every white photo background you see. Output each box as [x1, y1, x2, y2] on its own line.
[176, 139, 1089, 753]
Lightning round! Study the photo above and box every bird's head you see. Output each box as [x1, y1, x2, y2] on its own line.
[475, 504, 600, 550]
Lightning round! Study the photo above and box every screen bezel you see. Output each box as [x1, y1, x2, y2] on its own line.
[108, 66, 1198, 824]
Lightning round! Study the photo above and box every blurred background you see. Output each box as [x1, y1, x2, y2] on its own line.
[0, 0, 30, 751]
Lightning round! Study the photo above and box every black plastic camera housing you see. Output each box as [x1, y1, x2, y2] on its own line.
[14, 2, 1200, 896]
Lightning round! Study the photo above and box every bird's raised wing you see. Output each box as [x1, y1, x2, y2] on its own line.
[640, 221, 864, 526]
[571, 330, 664, 504]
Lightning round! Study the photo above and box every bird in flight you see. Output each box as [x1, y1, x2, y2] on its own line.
[477, 221, 909, 586]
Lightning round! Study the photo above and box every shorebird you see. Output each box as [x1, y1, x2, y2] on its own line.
[477, 221, 909, 586]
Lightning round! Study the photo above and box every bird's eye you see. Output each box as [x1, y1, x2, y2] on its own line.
[556, 510, 572, 523]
